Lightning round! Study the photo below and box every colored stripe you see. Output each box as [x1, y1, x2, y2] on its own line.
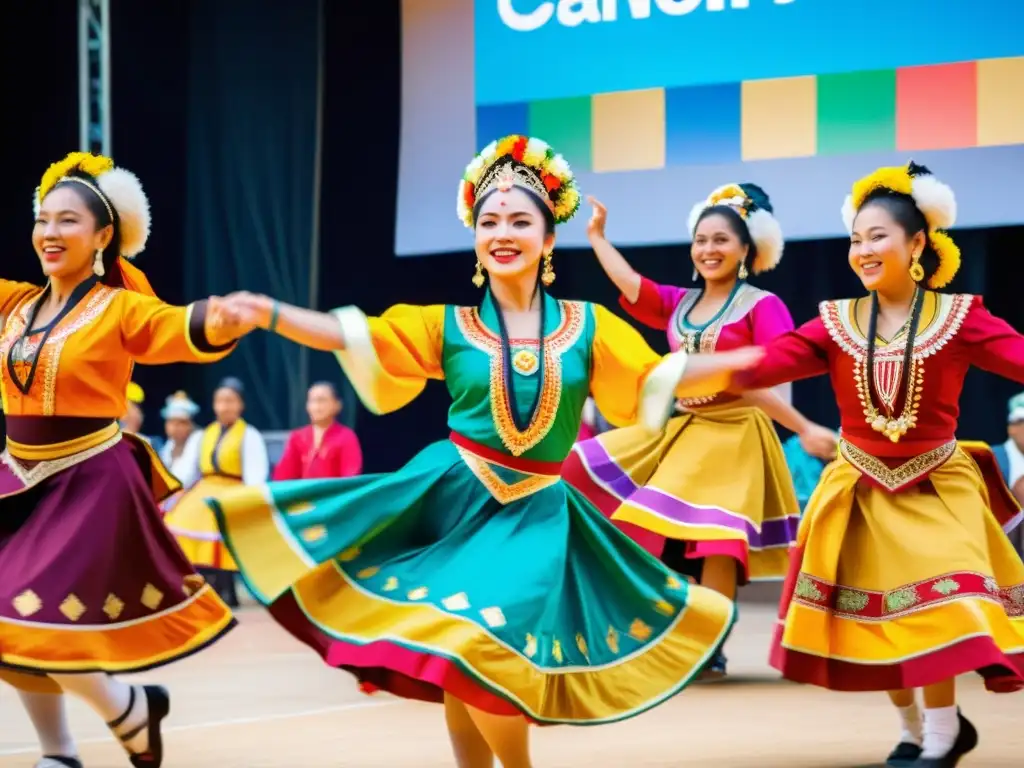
[665, 82, 741, 166]
[817, 69, 896, 155]
[896, 62, 978, 150]
[527, 96, 592, 173]
[977, 57, 1024, 147]
[476, 103, 528, 149]
[741, 76, 817, 160]
[591, 89, 666, 172]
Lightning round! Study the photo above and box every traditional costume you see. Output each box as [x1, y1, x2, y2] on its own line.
[272, 420, 362, 480]
[157, 390, 203, 485]
[0, 152, 239, 767]
[564, 184, 800, 590]
[207, 135, 736, 724]
[729, 163, 1024, 766]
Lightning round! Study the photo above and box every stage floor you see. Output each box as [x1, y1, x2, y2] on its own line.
[2, 603, 1021, 767]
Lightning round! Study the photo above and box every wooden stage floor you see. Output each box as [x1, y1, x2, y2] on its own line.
[1, 603, 1021, 767]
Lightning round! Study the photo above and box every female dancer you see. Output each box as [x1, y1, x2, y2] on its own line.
[674, 162, 1024, 767]
[207, 135, 761, 767]
[563, 184, 837, 677]
[163, 376, 269, 606]
[0, 151, 249, 768]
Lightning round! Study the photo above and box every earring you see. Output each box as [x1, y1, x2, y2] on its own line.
[737, 262, 749, 281]
[908, 253, 924, 282]
[93, 249, 105, 277]
[472, 259, 485, 288]
[541, 252, 555, 286]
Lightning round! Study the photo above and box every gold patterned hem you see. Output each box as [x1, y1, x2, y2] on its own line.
[839, 439, 956, 492]
[1, 432, 123, 496]
[454, 445, 560, 504]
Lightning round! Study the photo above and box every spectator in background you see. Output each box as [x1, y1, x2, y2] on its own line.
[994, 392, 1024, 557]
[120, 381, 146, 435]
[273, 381, 362, 480]
[158, 390, 202, 485]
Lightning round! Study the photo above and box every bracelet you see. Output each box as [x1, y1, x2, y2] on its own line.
[268, 300, 280, 333]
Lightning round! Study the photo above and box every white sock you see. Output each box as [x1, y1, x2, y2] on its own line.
[17, 690, 78, 757]
[921, 705, 960, 759]
[51, 673, 150, 753]
[897, 702, 923, 746]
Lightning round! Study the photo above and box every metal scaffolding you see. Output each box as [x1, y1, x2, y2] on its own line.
[79, 0, 111, 155]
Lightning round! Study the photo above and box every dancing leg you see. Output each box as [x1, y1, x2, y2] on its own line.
[701, 555, 738, 600]
[17, 690, 81, 768]
[464, 705, 532, 768]
[884, 689, 923, 766]
[444, 693, 494, 768]
[919, 678, 976, 764]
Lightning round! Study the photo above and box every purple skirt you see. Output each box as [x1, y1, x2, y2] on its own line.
[0, 435, 235, 683]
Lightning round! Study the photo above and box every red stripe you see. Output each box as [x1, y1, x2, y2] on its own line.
[448, 432, 562, 475]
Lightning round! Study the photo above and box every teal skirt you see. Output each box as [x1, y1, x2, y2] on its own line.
[208, 437, 735, 724]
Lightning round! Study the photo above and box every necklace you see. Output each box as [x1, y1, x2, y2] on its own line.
[490, 287, 545, 432]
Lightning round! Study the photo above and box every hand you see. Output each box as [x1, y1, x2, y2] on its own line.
[221, 291, 274, 330]
[799, 423, 839, 461]
[684, 346, 766, 379]
[586, 195, 607, 241]
[204, 295, 256, 345]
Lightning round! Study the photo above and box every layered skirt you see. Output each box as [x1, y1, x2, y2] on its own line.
[563, 403, 800, 583]
[164, 475, 241, 571]
[772, 443, 1024, 692]
[209, 436, 735, 724]
[0, 434, 235, 693]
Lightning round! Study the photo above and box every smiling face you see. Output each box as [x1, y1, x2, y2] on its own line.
[691, 210, 749, 284]
[33, 184, 112, 281]
[848, 201, 926, 293]
[474, 187, 555, 284]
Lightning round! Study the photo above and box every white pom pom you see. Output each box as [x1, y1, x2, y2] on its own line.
[32, 188, 41, 219]
[97, 167, 151, 258]
[840, 195, 856, 234]
[687, 199, 707, 237]
[911, 173, 957, 230]
[747, 208, 784, 274]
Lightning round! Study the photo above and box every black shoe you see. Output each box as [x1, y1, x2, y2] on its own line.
[105, 684, 171, 767]
[912, 710, 978, 767]
[885, 741, 922, 766]
[698, 651, 728, 681]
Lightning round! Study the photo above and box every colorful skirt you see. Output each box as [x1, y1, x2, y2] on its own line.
[164, 475, 241, 571]
[0, 435, 235, 690]
[563, 403, 800, 583]
[209, 436, 735, 724]
[771, 445, 1024, 692]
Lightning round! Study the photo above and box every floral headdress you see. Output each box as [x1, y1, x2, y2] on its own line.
[686, 182, 784, 275]
[840, 162, 960, 289]
[457, 135, 581, 228]
[34, 151, 155, 295]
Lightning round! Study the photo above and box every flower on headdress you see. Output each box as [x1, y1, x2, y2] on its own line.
[850, 166, 913, 211]
[38, 152, 115, 203]
[523, 138, 550, 167]
[927, 231, 961, 289]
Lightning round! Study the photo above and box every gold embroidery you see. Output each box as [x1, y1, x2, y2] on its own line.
[654, 599, 676, 617]
[628, 618, 652, 642]
[840, 439, 956, 491]
[606, 626, 620, 654]
[523, 633, 537, 658]
[480, 606, 507, 628]
[285, 502, 314, 515]
[182, 574, 206, 596]
[835, 588, 868, 614]
[338, 547, 360, 562]
[884, 587, 920, 614]
[575, 633, 589, 660]
[103, 594, 125, 620]
[382, 577, 398, 592]
[455, 301, 585, 456]
[301, 525, 327, 543]
[442, 592, 470, 611]
[511, 348, 539, 376]
[552, 638, 564, 663]
[141, 584, 165, 611]
[794, 573, 825, 602]
[455, 445, 560, 504]
[13, 590, 42, 617]
[407, 587, 428, 601]
[932, 578, 960, 596]
[59, 594, 87, 622]
[357, 566, 380, 579]
[666, 575, 682, 591]
[1, 432, 122, 491]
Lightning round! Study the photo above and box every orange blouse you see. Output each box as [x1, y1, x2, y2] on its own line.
[1, 278, 235, 421]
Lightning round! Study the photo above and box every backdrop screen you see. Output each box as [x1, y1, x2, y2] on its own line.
[398, 0, 1024, 256]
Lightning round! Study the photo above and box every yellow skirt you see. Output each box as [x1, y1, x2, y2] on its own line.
[563, 403, 800, 583]
[163, 476, 241, 571]
[771, 446, 1024, 692]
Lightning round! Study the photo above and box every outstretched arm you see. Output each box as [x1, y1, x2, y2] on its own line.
[960, 296, 1024, 384]
[222, 292, 346, 351]
[587, 197, 642, 303]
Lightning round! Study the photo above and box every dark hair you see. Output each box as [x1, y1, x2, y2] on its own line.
[49, 172, 125, 288]
[693, 205, 756, 274]
[309, 381, 340, 400]
[471, 184, 556, 235]
[856, 190, 940, 287]
[217, 377, 245, 400]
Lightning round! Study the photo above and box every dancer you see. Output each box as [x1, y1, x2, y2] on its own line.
[673, 162, 1024, 767]
[0, 151, 249, 768]
[207, 135, 761, 767]
[563, 185, 837, 677]
[163, 376, 269, 606]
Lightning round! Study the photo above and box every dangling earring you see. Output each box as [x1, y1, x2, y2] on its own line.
[472, 259, 485, 288]
[692, 267, 699, 282]
[541, 251, 555, 286]
[737, 262, 749, 281]
[93, 249, 105, 277]
[908, 251, 925, 282]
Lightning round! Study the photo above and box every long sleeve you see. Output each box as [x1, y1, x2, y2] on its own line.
[733, 315, 832, 391]
[271, 431, 304, 481]
[241, 425, 270, 485]
[617, 276, 686, 331]
[336, 427, 363, 476]
[750, 293, 797, 404]
[331, 303, 445, 414]
[589, 304, 730, 431]
[117, 292, 237, 364]
[0, 279, 41, 318]
[959, 296, 1024, 384]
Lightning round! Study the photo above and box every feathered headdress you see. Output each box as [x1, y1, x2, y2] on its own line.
[687, 182, 784, 275]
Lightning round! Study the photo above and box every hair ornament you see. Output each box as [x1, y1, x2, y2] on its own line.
[457, 134, 580, 228]
[842, 161, 960, 289]
[687, 182, 784, 274]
